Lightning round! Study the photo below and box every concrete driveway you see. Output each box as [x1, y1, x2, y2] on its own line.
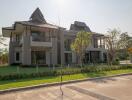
[0, 75, 132, 100]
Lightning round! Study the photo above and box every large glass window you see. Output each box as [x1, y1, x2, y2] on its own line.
[64, 39, 72, 51]
[31, 51, 46, 65]
[65, 53, 72, 64]
[16, 34, 20, 42]
[16, 52, 20, 61]
[31, 31, 50, 42]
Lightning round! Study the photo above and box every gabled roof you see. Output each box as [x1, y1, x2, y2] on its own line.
[30, 8, 47, 23]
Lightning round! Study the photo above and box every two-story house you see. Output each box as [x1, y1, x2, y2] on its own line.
[2, 8, 107, 66]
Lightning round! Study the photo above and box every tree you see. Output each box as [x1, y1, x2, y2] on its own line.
[117, 32, 131, 60]
[128, 47, 132, 63]
[105, 29, 121, 65]
[0, 34, 8, 64]
[0, 48, 8, 64]
[119, 32, 132, 49]
[0, 35, 6, 46]
[71, 31, 92, 66]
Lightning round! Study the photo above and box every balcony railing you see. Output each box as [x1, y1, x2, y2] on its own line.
[30, 37, 52, 47]
[31, 36, 51, 42]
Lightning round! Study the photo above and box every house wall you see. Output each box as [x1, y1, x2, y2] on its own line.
[60, 30, 65, 64]
[51, 33, 58, 65]
[9, 42, 15, 65]
[46, 50, 50, 65]
[21, 28, 31, 65]
[8, 25, 107, 66]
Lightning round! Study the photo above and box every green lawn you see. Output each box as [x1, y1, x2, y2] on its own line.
[0, 66, 57, 75]
[0, 68, 132, 91]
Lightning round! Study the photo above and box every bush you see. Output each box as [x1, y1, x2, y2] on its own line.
[0, 65, 132, 81]
[112, 58, 119, 65]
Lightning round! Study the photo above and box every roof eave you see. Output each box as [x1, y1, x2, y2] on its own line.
[2, 28, 13, 37]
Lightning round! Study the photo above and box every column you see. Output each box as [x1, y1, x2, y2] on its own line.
[51, 33, 57, 65]
[22, 27, 31, 65]
[46, 51, 50, 65]
[60, 30, 65, 64]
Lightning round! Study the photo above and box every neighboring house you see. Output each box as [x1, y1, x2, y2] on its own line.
[2, 8, 107, 66]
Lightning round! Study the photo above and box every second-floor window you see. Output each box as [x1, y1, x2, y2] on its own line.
[16, 34, 20, 42]
[64, 39, 72, 51]
[32, 32, 41, 41]
[31, 31, 50, 42]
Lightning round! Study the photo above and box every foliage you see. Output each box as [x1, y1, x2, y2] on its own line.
[0, 35, 7, 46]
[117, 33, 132, 60]
[119, 32, 130, 49]
[1, 68, 132, 91]
[105, 29, 123, 65]
[0, 48, 8, 64]
[0, 65, 132, 81]
[117, 49, 129, 60]
[128, 47, 132, 62]
[128, 48, 132, 54]
[71, 31, 92, 65]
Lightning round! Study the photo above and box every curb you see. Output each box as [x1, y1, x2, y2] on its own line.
[0, 73, 132, 94]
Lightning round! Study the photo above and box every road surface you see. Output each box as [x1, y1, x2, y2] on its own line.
[0, 75, 132, 100]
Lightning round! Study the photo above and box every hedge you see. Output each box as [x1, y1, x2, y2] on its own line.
[0, 65, 132, 81]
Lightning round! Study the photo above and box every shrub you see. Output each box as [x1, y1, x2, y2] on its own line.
[112, 58, 119, 65]
[0, 65, 132, 81]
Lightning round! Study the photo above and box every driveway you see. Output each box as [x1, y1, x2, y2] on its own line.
[0, 75, 132, 100]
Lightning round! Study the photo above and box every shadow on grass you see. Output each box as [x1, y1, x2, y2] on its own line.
[82, 72, 117, 83]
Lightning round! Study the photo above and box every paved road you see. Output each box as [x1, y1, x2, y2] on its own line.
[0, 75, 132, 100]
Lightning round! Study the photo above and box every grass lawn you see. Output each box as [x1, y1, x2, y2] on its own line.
[0, 68, 132, 91]
[0, 66, 58, 75]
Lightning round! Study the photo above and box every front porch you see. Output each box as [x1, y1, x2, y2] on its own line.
[31, 47, 52, 66]
[84, 51, 107, 64]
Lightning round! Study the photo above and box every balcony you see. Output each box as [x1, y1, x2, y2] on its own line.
[30, 37, 52, 47]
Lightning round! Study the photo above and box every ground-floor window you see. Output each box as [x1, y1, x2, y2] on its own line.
[15, 52, 20, 62]
[84, 51, 100, 63]
[65, 53, 72, 64]
[90, 51, 100, 63]
[31, 51, 46, 65]
[103, 53, 107, 62]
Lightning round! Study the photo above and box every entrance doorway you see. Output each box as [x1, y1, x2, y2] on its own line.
[31, 51, 46, 65]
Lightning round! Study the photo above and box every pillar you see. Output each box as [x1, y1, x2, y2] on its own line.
[22, 27, 31, 66]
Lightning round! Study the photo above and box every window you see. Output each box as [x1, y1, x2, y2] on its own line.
[16, 52, 20, 61]
[31, 32, 46, 42]
[64, 39, 72, 51]
[16, 34, 20, 42]
[31, 32, 40, 41]
[65, 53, 72, 64]
[31, 51, 46, 64]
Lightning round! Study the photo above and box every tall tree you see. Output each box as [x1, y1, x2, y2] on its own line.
[0, 48, 8, 64]
[0, 35, 6, 46]
[71, 31, 92, 66]
[0, 34, 8, 64]
[105, 29, 121, 65]
[128, 47, 132, 62]
[119, 32, 132, 48]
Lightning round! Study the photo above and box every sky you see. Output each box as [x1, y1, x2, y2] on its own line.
[0, 0, 132, 47]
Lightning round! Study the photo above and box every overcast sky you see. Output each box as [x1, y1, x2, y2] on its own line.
[0, 0, 132, 47]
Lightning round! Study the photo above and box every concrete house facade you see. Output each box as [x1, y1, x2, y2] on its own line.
[2, 8, 107, 66]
